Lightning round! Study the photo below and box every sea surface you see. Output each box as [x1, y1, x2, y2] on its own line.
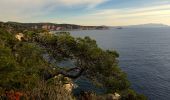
[67, 27, 170, 100]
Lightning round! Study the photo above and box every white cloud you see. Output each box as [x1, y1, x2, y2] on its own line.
[0, 0, 170, 26]
[0, 0, 107, 22]
[57, 0, 106, 6]
[0, 0, 107, 12]
[57, 4, 170, 26]
[0, 0, 47, 21]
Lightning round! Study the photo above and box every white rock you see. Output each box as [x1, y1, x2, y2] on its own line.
[15, 33, 24, 41]
[63, 83, 74, 92]
[107, 92, 121, 100]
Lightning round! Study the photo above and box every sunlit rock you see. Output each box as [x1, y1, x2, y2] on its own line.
[106, 92, 121, 100]
[15, 33, 24, 41]
[63, 83, 74, 93]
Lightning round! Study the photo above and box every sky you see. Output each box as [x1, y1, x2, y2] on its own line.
[0, 0, 170, 26]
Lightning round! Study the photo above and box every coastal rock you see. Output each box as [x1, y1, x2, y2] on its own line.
[15, 33, 24, 41]
[63, 83, 74, 92]
[106, 92, 121, 100]
[54, 74, 78, 93]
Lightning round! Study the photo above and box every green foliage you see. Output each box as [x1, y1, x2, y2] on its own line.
[38, 33, 130, 91]
[0, 27, 146, 100]
[0, 29, 17, 47]
[37, 32, 146, 99]
[121, 89, 147, 100]
[0, 29, 46, 90]
[0, 45, 18, 88]
[0, 28, 75, 100]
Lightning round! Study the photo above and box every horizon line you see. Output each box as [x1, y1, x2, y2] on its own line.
[1, 21, 170, 27]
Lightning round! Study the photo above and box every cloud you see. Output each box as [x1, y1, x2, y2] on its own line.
[0, 0, 170, 26]
[0, 0, 47, 21]
[0, 0, 107, 22]
[56, 4, 170, 26]
[57, 0, 107, 7]
[0, 0, 107, 13]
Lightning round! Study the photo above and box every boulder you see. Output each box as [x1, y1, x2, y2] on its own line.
[106, 92, 121, 100]
[15, 33, 24, 41]
[63, 83, 74, 93]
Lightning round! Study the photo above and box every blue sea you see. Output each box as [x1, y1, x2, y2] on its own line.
[68, 27, 170, 100]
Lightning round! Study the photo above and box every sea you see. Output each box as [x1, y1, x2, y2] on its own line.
[65, 27, 170, 100]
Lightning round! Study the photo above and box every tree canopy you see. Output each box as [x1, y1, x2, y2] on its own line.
[36, 33, 129, 91]
[0, 27, 146, 100]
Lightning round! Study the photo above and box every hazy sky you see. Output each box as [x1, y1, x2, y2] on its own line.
[0, 0, 170, 26]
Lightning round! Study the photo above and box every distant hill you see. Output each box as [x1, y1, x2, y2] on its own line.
[0, 21, 109, 31]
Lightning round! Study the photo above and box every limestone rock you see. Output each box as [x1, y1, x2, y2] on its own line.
[15, 33, 24, 41]
[106, 92, 121, 100]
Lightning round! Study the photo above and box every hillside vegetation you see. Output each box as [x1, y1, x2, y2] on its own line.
[0, 23, 146, 100]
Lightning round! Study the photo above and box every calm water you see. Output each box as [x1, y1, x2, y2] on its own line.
[69, 28, 170, 100]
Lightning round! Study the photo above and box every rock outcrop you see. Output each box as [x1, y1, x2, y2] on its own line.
[15, 33, 24, 41]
